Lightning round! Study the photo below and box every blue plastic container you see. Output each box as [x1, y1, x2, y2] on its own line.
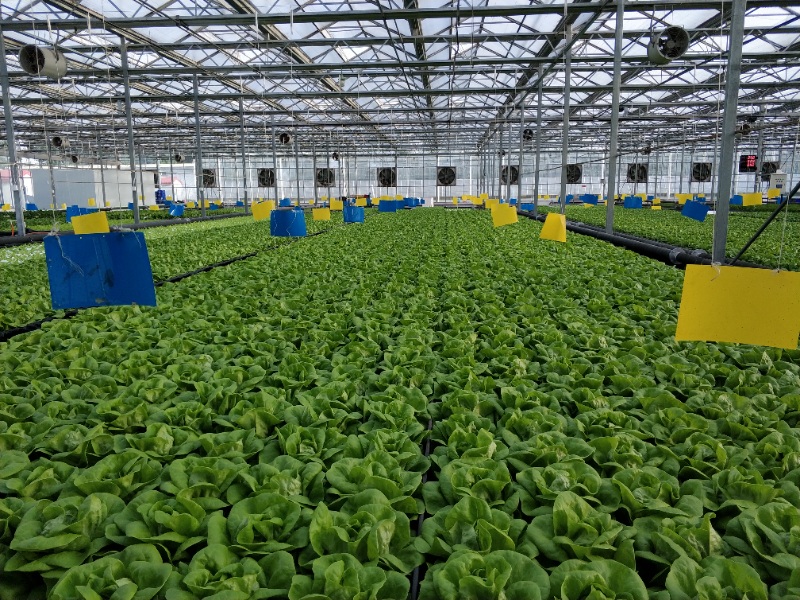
[279, 198, 293, 207]
[379, 200, 398, 213]
[730, 195, 743, 206]
[566, 194, 574, 203]
[623, 196, 643, 209]
[344, 205, 365, 223]
[581, 194, 598, 205]
[209, 204, 219, 211]
[519, 203, 534, 211]
[510, 198, 517, 206]
[235, 201, 244, 207]
[270, 207, 307, 237]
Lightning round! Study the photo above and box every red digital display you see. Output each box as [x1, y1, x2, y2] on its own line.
[739, 154, 758, 173]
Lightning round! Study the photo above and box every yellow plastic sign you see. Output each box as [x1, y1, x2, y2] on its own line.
[491, 204, 518, 228]
[742, 192, 762, 206]
[252, 202, 272, 221]
[676, 265, 800, 349]
[539, 212, 567, 243]
[355, 198, 367, 207]
[72, 211, 110, 234]
[312, 207, 331, 221]
[88, 198, 96, 207]
[330, 199, 344, 211]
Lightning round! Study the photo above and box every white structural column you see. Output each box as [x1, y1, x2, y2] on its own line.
[192, 74, 206, 216]
[517, 100, 525, 202]
[0, 26, 24, 235]
[119, 36, 141, 224]
[533, 65, 543, 216]
[605, 0, 624, 232]
[559, 27, 572, 214]
[238, 97, 250, 214]
[712, 0, 747, 263]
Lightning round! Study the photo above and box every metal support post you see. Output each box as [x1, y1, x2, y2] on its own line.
[560, 27, 572, 214]
[711, 0, 746, 263]
[138, 146, 146, 207]
[271, 124, 279, 203]
[119, 37, 140, 224]
[517, 100, 524, 202]
[534, 65, 543, 216]
[239, 97, 250, 214]
[192, 74, 206, 216]
[754, 111, 764, 193]
[96, 134, 108, 208]
[678, 130, 685, 195]
[312, 146, 318, 205]
[293, 136, 301, 203]
[498, 124, 505, 199]
[326, 133, 331, 202]
[168, 139, 176, 204]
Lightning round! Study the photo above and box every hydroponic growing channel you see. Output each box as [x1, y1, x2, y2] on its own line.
[0, 209, 798, 599]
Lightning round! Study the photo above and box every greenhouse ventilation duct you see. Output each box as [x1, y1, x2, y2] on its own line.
[18, 45, 68, 79]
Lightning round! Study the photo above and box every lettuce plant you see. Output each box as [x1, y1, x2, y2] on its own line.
[289, 553, 409, 600]
[418, 550, 550, 600]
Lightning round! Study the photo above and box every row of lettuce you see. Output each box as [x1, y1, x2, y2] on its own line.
[0, 213, 340, 331]
[546, 205, 800, 271]
[0, 209, 799, 599]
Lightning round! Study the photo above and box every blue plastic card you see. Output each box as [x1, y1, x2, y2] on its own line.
[582, 194, 598, 205]
[169, 204, 185, 217]
[279, 198, 293, 207]
[65, 205, 99, 223]
[730, 195, 743, 206]
[44, 232, 156, 310]
[26, 203, 38, 211]
[682, 200, 710, 222]
[623, 196, 643, 209]
[519, 203, 534, 211]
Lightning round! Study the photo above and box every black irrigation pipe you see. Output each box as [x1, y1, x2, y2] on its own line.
[0, 228, 334, 344]
[0, 213, 247, 247]
[518, 211, 771, 270]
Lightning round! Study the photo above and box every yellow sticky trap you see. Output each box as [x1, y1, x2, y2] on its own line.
[652, 206, 662, 211]
[252, 202, 272, 221]
[539, 212, 567, 243]
[312, 207, 331, 221]
[395, 195, 403, 200]
[452, 196, 459, 204]
[167, 196, 173, 201]
[187, 201, 197, 208]
[61, 203, 67, 209]
[491, 204, 518, 228]
[676, 193, 692, 205]
[330, 199, 343, 211]
[72, 211, 110, 234]
[88, 198, 96, 207]
[653, 198, 661, 205]
[767, 188, 781, 200]
[1, 204, 11, 211]
[486, 199, 499, 211]
[676, 265, 800, 349]
[742, 192, 762, 206]
[148, 205, 160, 211]
[355, 198, 367, 207]
[373, 198, 380, 206]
